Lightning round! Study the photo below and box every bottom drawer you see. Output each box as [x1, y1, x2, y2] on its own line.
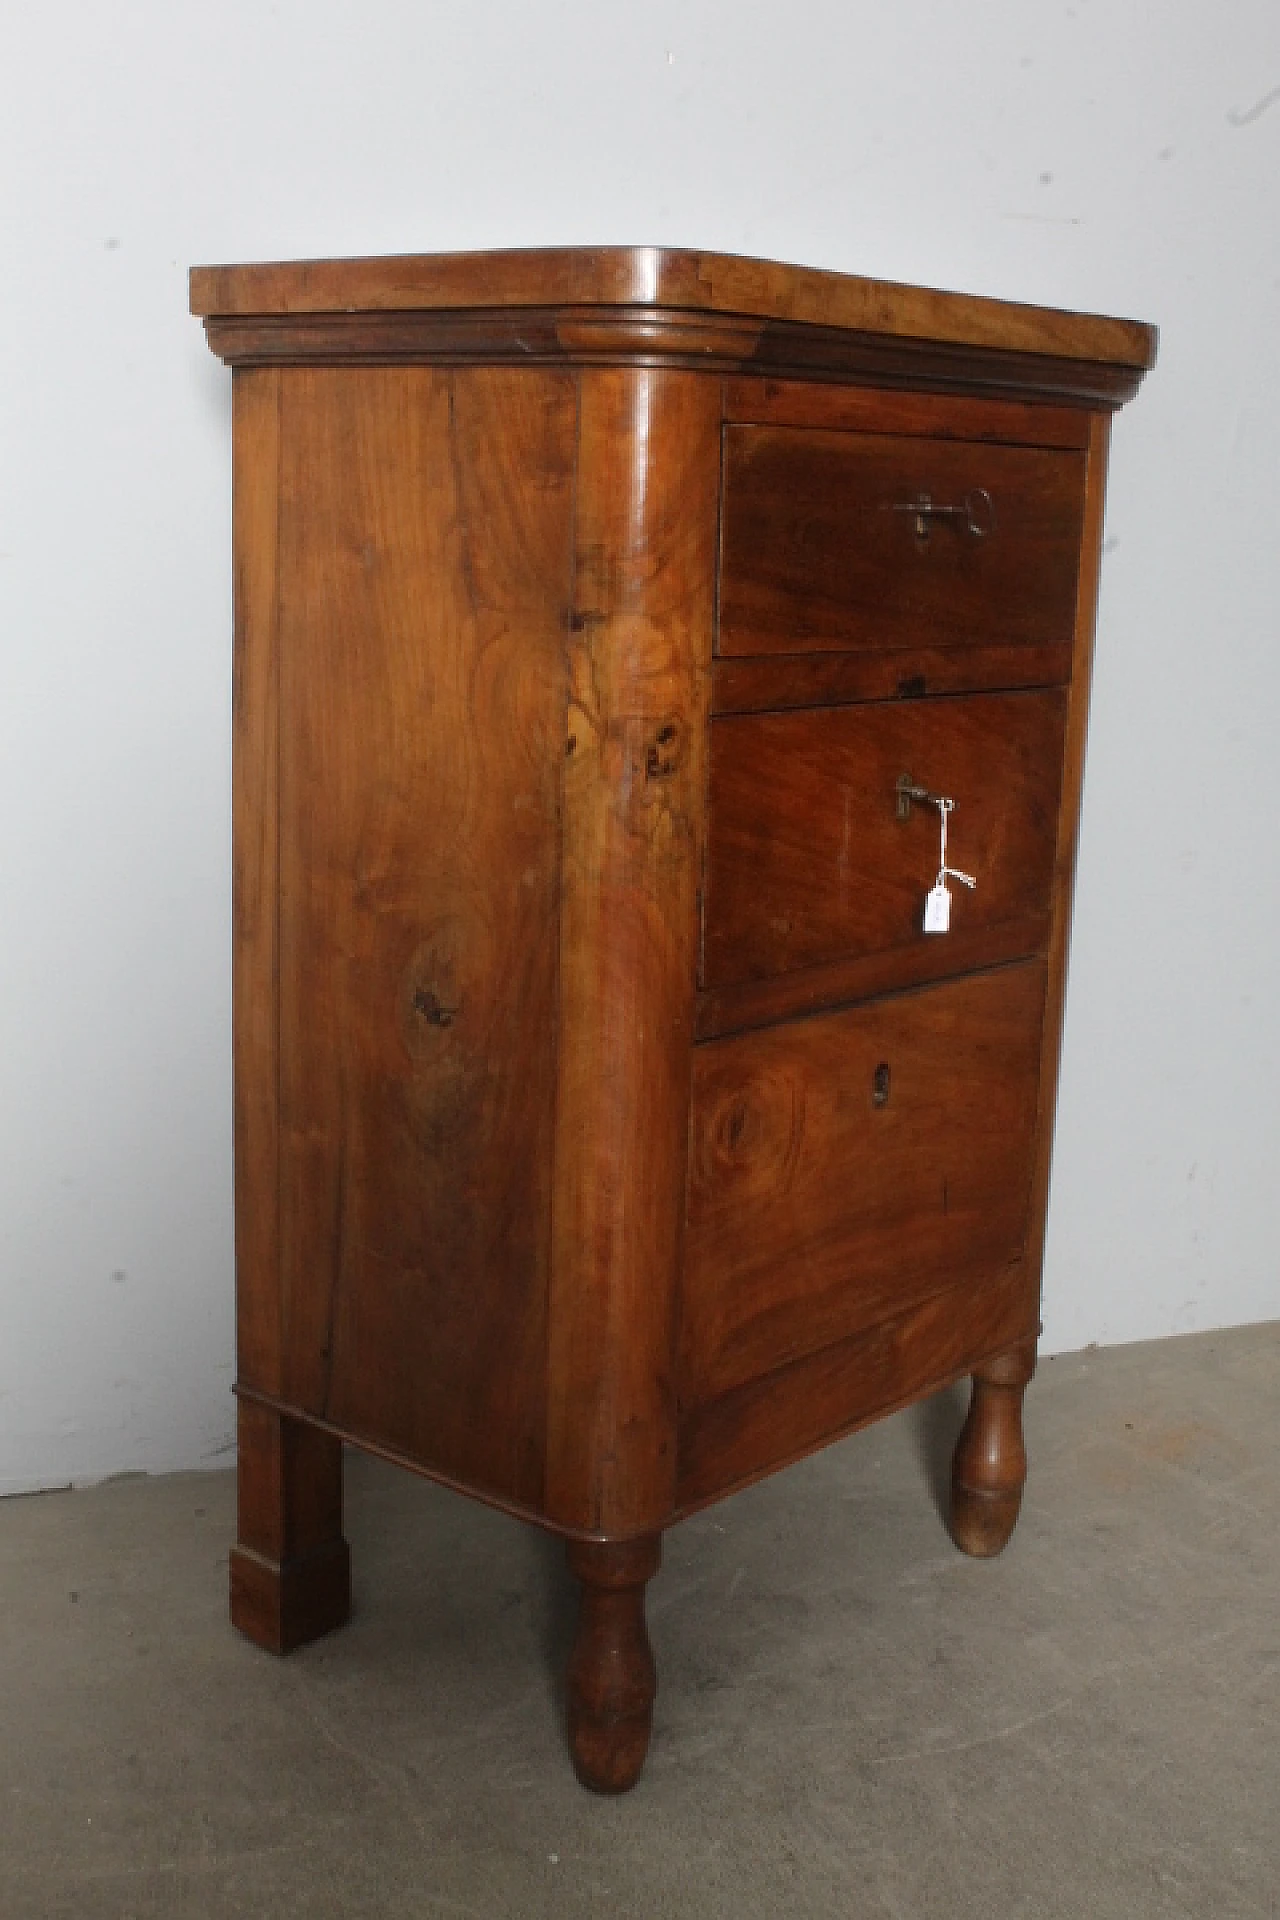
[674, 1266, 1033, 1514]
[679, 960, 1047, 1410]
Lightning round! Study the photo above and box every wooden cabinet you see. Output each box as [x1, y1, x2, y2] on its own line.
[190, 247, 1155, 1791]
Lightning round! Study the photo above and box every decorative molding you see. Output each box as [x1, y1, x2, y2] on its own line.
[203, 303, 1144, 408]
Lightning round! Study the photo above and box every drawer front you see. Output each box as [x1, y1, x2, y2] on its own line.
[719, 426, 1086, 657]
[703, 689, 1067, 991]
[680, 961, 1046, 1408]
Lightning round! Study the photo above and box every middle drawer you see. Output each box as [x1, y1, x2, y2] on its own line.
[702, 688, 1068, 992]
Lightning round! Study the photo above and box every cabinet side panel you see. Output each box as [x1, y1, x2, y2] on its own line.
[273, 367, 576, 1511]
[546, 369, 721, 1538]
[232, 368, 284, 1397]
[1022, 412, 1114, 1298]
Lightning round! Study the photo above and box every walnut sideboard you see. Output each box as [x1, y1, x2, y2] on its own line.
[190, 247, 1155, 1791]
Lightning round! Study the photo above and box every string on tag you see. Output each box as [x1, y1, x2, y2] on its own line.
[923, 797, 976, 936]
[936, 799, 976, 894]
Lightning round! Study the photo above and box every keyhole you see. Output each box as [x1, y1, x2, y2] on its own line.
[872, 1063, 891, 1108]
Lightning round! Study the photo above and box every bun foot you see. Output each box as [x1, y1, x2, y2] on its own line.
[565, 1535, 661, 1793]
[950, 1483, 1024, 1559]
[951, 1342, 1037, 1559]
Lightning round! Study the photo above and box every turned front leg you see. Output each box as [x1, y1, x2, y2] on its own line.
[230, 1399, 351, 1653]
[951, 1342, 1037, 1558]
[565, 1535, 661, 1793]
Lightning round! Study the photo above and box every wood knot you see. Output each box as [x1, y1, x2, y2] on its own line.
[400, 917, 485, 1062]
[644, 720, 682, 781]
[694, 1068, 805, 1195]
[412, 986, 456, 1028]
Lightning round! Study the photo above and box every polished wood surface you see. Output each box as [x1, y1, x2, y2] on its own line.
[545, 368, 719, 1539]
[231, 371, 285, 1400]
[704, 692, 1068, 989]
[723, 377, 1093, 448]
[676, 1264, 1032, 1515]
[710, 643, 1071, 716]
[229, 1400, 350, 1654]
[695, 914, 1052, 1043]
[720, 429, 1086, 658]
[683, 963, 1046, 1407]
[190, 245, 1155, 369]
[272, 366, 575, 1508]
[199, 247, 1154, 1791]
[565, 1536, 662, 1793]
[1022, 413, 1115, 1303]
[951, 1342, 1038, 1556]
[197, 305, 1147, 408]
[192, 249, 1155, 408]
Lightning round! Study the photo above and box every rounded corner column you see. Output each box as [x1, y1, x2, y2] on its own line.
[545, 367, 722, 1546]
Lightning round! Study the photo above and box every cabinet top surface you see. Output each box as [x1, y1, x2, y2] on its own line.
[189, 245, 1155, 371]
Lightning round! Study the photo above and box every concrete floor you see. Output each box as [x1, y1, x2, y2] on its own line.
[1, 1325, 1277, 1919]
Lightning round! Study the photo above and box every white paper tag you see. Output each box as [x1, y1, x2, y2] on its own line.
[924, 883, 952, 934]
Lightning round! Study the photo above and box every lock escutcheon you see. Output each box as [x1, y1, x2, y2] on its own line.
[895, 773, 950, 821]
[892, 486, 996, 543]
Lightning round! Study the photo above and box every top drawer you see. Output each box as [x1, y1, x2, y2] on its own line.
[718, 427, 1086, 657]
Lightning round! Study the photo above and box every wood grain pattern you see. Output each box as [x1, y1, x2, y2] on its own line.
[720, 428, 1086, 657]
[199, 307, 760, 373]
[951, 1341, 1038, 1556]
[681, 962, 1047, 1407]
[201, 247, 1154, 1790]
[545, 368, 720, 1539]
[228, 1386, 564, 1540]
[695, 914, 1051, 1041]
[200, 308, 1149, 411]
[231, 370, 285, 1399]
[273, 365, 576, 1510]
[229, 1398, 350, 1654]
[197, 308, 1146, 409]
[189, 245, 1156, 371]
[723, 377, 1092, 449]
[565, 1535, 662, 1793]
[676, 1260, 1034, 1514]
[1020, 412, 1116, 1313]
[703, 691, 1068, 990]
[711, 642, 1072, 716]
